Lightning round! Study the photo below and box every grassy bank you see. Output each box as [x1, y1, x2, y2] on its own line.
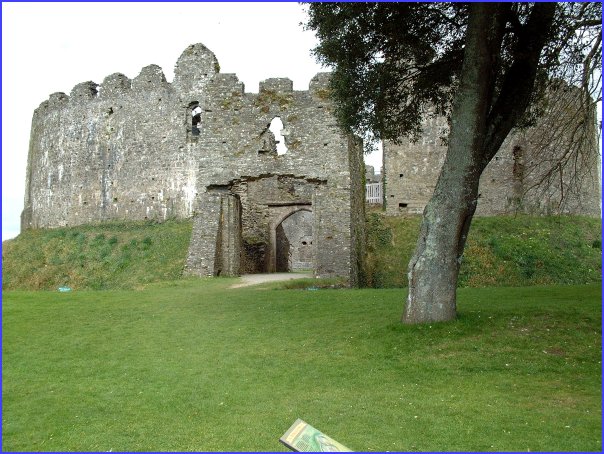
[2, 281, 601, 451]
[1, 219, 191, 291]
[2, 214, 601, 290]
[366, 213, 601, 288]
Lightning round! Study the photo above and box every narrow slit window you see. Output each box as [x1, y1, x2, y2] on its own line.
[191, 106, 202, 136]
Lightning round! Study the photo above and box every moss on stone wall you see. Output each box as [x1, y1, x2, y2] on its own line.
[254, 89, 294, 109]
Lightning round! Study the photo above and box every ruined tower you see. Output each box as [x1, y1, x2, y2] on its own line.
[21, 43, 366, 285]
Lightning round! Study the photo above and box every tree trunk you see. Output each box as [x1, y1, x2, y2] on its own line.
[403, 4, 503, 324]
[403, 2, 556, 324]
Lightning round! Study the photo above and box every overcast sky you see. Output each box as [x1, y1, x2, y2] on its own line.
[2, 2, 384, 241]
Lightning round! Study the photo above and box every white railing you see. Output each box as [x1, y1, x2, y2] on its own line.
[366, 182, 383, 204]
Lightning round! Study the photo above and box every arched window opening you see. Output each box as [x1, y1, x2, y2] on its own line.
[191, 106, 202, 136]
[269, 117, 288, 155]
[187, 102, 201, 140]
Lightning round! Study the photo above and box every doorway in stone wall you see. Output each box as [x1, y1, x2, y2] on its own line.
[274, 209, 313, 272]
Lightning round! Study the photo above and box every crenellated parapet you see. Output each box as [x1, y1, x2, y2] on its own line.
[70, 81, 99, 100]
[132, 64, 170, 92]
[309, 72, 332, 95]
[48, 92, 69, 106]
[99, 73, 131, 98]
[173, 43, 220, 96]
[259, 78, 293, 93]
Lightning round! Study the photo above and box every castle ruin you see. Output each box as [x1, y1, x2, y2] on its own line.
[21, 43, 600, 285]
[383, 85, 601, 217]
[21, 43, 366, 285]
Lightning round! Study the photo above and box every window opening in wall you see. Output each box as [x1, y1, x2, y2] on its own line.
[269, 117, 287, 155]
[399, 173, 404, 178]
[399, 203, 408, 208]
[191, 106, 202, 136]
[187, 102, 201, 140]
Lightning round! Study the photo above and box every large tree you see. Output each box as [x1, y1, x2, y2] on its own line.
[305, 2, 601, 324]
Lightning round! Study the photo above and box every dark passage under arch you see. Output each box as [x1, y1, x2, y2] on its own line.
[275, 209, 313, 272]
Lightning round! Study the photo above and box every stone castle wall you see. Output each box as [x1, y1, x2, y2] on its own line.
[22, 43, 366, 285]
[383, 86, 601, 217]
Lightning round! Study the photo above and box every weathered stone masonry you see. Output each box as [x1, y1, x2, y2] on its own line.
[383, 86, 601, 217]
[22, 43, 366, 285]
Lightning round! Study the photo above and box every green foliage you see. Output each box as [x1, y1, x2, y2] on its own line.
[365, 214, 420, 288]
[2, 219, 192, 291]
[366, 212, 392, 247]
[2, 282, 600, 451]
[305, 3, 467, 140]
[304, 3, 601, 142]
[366, 214, 601, 288]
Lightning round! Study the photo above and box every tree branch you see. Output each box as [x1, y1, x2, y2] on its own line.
[481, 2, 557, 167]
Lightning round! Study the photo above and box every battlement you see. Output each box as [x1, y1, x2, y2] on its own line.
[260, 78, 293, 93]
[37, 45, 330, 116]
[70, 81, 98, 100]
[99, 73, 131, 98]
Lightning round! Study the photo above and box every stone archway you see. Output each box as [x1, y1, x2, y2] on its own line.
[268, 207, 313, 273]
[275, 210, 313, 272]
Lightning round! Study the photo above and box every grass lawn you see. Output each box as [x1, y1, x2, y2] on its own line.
[2, 280, 601, 451]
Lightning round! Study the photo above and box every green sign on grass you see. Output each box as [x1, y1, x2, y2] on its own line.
[280, 419, 353, 452]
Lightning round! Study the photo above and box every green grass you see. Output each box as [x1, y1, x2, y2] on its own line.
[2, 219, 192, 291]
[3, 215, 601, 291]
[3, 281, 601, 451]
[366, 213, 601, 288]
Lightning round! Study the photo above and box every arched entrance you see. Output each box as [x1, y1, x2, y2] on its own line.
[270, 208, 313, 272]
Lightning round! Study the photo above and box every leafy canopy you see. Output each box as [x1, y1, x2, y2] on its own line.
[304, 2, 602, 143]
